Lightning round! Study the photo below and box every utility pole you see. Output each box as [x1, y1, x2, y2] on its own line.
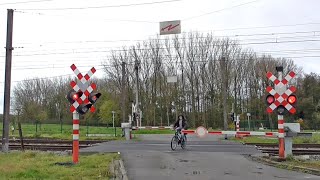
[121, 62, 126, 123]
[232, 103, 236, 131]
[220, 57, 228, 140]
[134, 58, 140, 126]
[2, 9, 14, 152]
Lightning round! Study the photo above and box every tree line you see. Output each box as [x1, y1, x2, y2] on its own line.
[9, 32, 320, 130]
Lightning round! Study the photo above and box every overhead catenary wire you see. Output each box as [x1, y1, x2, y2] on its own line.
[0, 52, 319, 71]
[14, 0, 259, 24]
[184, 0, 261, 21]
[15, 10, 157, 23]
[3, 38, 320, 58]
[0, 66, 108, 84]
[0, 0, 55, 6]
[10, 30, 320, 54]
[18, 0, 182, 11]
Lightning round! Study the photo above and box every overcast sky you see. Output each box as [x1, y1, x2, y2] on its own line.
[1, 0, 320, 113]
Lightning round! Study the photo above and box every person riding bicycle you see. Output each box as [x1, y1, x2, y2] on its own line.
[173, 115, 188, 144]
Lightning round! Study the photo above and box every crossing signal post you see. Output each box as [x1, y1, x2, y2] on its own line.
[266, 66, 296, 160]
[67, 64, 101, 164]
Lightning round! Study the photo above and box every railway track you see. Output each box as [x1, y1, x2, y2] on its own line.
[258, 148, 320, 155]
[245, 143, 320, 149]
[245, 143, 320, 155]
[9, 144, 89, 151]
[0, 139, 108, 151]
[2, 139, 107, 145]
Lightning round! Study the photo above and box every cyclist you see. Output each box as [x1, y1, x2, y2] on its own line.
[173, 115, 188, 144]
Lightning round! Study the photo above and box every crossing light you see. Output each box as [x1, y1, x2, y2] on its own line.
[287, 94, 297, 114]
[88, 92, 102, 104]
[288, 95, 296, 104]
[76, 104, 93, 115]
[67, 90, 83, 104]
[266, 95, 275, 105]
[277, 105, 286, 115]
[230, 113, 235, 121]
[275, 95, 297, 115]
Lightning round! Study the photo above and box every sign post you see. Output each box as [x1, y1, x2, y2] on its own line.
[247, 113, 251, 130]
[67, 64, 101, 164]
[266, 67, 296, 160]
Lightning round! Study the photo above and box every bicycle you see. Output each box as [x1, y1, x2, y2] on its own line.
[171, 129, 187, 151]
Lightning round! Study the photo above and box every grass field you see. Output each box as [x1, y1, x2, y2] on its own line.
[0, 151, 119, 179]
[0, 123, 123, 140]
[0, 123, 179, 140]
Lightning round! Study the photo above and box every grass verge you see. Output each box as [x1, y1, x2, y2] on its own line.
[3, 123, 124, 140]
[0, 151, 120, 180]
[251, 155, 320, 176]
[229, 133, 320, 144]
[229, 136, 278, 144]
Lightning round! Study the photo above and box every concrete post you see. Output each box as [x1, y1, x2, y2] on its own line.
[284, 137, 293, 157]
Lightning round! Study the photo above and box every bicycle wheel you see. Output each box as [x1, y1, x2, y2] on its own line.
[171, 135, 178, 151]
[181, 135, 187, 149]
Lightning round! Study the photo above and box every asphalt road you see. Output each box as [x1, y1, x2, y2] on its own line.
[81, 134, 320, 180]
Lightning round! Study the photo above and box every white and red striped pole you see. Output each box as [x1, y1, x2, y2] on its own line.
[73, 112, 80, 164]
[236, 116, 240, 132]
[278, 115, 285, 159]
[235, 115, 240, 138]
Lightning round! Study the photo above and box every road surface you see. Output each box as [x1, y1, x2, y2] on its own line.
[81, 134, 320, 180]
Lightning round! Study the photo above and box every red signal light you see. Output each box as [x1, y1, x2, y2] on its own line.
[66, 90, 83, 104]
[72, 94, 79, 100]
[266, 95, 275, 104]
[287, 95, 296, 104]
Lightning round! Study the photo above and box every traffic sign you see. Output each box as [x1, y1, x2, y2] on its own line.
[160, 20, 181, 35]
[67, 64, 101, 164]
[266, 71, 296, 114]
[195, 126, 207, 138]
[69, 64, 100, 113]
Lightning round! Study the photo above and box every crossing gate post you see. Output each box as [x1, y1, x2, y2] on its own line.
[278, 115, 285, 160]
[73, 112, 80, 163]
[67, 64, 100, 164]
[235, 115, 240, 139]
[266, 66, 296, 160]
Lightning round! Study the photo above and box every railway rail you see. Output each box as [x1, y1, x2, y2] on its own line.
[245, 143, 320, 155]
[0, 139, 107, 151]
[2, 139, 107, 145]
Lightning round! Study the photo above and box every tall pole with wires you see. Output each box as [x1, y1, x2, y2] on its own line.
[135, 58, 140, 126]
[220, 57, 228, 140]
[2, 9, 14, 153]
[121, 62, 126, 123]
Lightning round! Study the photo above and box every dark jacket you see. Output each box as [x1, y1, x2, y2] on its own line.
[174, 119, 188, 129]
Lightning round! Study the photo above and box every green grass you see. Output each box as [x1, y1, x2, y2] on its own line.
[1, 123, 123, 140]
[229, 136, 278, 144]
[293, 134, 320, 144]
[1, 123, 197, 139]
[132, 129, 174, 134]
[285, 159, 320, 170]
[0, 151, 120, 179]
[230, 133, 320, 144]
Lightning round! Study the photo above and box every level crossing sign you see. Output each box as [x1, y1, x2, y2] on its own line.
[266, 71, 297, 114]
